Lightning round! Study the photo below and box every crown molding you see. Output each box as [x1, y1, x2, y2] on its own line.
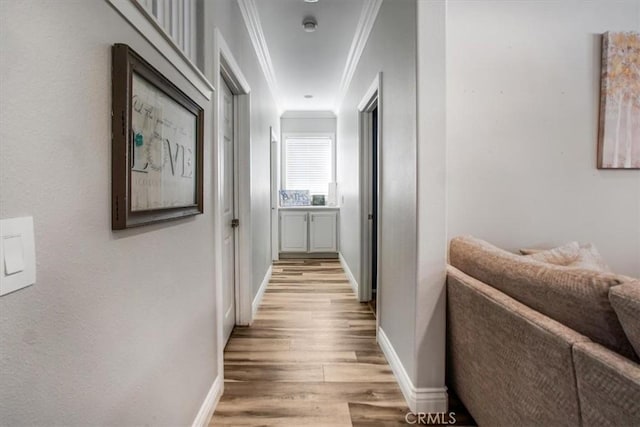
[237, 0, 282, 113]
[281, 110, 336, 119]
[334, 0, 383, 113]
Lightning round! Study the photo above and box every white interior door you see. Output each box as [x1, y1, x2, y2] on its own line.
[221, 78, 236, 346]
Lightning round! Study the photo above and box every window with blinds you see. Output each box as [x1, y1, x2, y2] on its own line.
[284, 137, 333, 195]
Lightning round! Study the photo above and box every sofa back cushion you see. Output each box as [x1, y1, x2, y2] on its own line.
[449, 236, 637, 361]
[609, 282, 640, 359]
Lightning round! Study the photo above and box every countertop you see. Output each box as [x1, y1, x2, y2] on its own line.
[278, 205, 340, 210]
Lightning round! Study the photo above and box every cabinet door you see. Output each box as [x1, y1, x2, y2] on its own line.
[309, 212, 338, 253]
[280, 212, 308, 252]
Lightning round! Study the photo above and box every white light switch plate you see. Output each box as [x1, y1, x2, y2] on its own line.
[0, 217, 36, 296]
[3, 235, 25, 275]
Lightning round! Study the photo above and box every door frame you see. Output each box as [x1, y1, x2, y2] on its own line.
[219, 77, 238, 346]
[358, 72, 382, 326]
[213, 29, 253, 375]
[270, 126, 279, 261]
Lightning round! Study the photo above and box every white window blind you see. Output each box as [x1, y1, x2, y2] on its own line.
[284, 137, 333, 195]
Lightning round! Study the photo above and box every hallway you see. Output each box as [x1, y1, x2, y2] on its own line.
[211, 259, 409, 425]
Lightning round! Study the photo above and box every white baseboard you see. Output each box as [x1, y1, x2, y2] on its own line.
[252, 265, 272, 319]
[191, 375, 223, 427]
[339, 252, 359, 298]
[377, 327, 448, 413]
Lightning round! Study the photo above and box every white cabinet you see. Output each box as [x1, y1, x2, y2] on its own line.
[279, 211, 308, 252]
[279, 209, 339, 254]
[309, 212, 338, 253]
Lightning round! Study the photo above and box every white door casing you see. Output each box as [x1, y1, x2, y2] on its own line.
[270, 127, 279, 261]
[358, 72, 382, 329]
[214, 30, 254, 375]
[221, 78, 236, 346]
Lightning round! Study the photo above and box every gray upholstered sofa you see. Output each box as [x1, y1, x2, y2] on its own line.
[446, 236, 640, 427]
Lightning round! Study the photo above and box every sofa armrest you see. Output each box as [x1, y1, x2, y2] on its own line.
[573, 342, 640, 427]
[447, 265, 590, 427]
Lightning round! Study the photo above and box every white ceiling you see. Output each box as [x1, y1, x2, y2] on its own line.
[253, 0, 367, 112]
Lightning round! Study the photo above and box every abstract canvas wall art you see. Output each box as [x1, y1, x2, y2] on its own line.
[598, 31, 640, 169]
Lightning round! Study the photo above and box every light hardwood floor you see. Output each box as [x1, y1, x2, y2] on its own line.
[210, 259, 411, 426]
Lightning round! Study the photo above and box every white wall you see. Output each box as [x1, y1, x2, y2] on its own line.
[446, 0, 640, 277]
[203, 0, 281, 300]
[337, 0, 419, 383]
[281, 115, 336, 135]
[339, 0, 640, 408]
[416, 0, 448, 392]
[0, 1, 216, 425]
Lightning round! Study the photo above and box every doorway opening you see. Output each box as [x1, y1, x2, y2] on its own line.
[359, 72, 382, 326]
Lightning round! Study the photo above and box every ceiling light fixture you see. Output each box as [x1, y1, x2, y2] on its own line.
[304, 95, 313, 99]
[304, 0, 319, 3]
[302, 17, 318, 32]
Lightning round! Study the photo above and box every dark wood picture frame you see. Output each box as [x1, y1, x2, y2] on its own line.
[112, 44, 204, 229]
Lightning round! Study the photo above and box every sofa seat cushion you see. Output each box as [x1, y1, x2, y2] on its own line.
[449, 236, 637, 361]
[610, 282, 640, 359]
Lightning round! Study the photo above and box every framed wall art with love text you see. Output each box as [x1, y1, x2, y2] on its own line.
[111, 44, 204, 229]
